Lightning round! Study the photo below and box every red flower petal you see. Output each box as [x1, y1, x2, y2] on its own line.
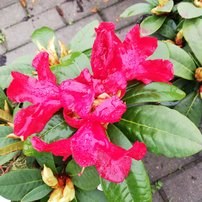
[71, 122, 107, 167]
[91, 22, 122, 80]
[121, 25, 174, 82]
[32, 51, 57, 83]
[31, 136, 72, 160]
[127, 141, 147, 160]
[102, 71, 127, 97]
[14, 102, 61, 140]
[95, 143, 132, 183]
[71, 122, 146, 183]
[63, 109, 86, 129]
[92, 96, 126, 123]
[7, 72, 61, 104]
[60, 79, 95, 117]
[123, 25, 157, 61]
[134, 59, 174, 84]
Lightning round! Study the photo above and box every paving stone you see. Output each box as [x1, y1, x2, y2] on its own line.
[0, 0, 16, 9]
[153, 191, 164, 202]
[60, 0, 119, 24]
[143, 152, 196, 182]
[0, 2, 26, 29]
[27, 0, 66, 16]
[4, 20, 34, 51]
[31, 8, 65, 30]
[101, 0, 143, 30]
[56, 14, 102, 45]
[6, 42, 37, 65]
[163, 161, 202, 202]
[0, 45, 6, 55]
[116, 24, 134, 40]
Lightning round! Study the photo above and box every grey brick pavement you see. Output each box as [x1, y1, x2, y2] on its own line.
[1, 0, 202, 201]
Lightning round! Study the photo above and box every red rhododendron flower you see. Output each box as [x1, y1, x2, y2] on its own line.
[7, 52, 62, 140]
[8, 22, 175, 183]
[91, 22, 174, 84]
[32, 122, 146, 183]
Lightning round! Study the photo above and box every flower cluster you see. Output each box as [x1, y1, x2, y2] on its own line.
[7, 22, 173, 183]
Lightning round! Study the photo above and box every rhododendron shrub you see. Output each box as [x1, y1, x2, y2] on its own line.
[0, 20, 201, 202]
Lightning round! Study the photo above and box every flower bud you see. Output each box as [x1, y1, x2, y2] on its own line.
[58, 178, 75, 202]
[194, 0, 202, 8]
[48, 187, 63, 202]
[195, 67, 202, 82]
[175, 29, 183, 47]
[41, 165, 58, 188]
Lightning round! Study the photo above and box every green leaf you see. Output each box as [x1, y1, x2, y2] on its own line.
[158, 19, 177, 39]
[0, 88, 10, 110]
[140, 15, 167, 36]
[52, 52, 91, 83]
[21, 184, 52, 202]
[101, 125, 152, 202]
[0, 126, 15, 148]
[178, 2, 202, 19]
[70, 20, 99, 52]
[154, 0, 174, 13]
[0, 169, 44, 201]
[164, 42, 196, 80]
[123, 82, 185, 105]
[32, 26, 55, 48]
[175, 92, 202, 127]
[0, 151, 18, 165]
[145, 0, 158, 6]
[149, 41, 169, 60]
[183, 18, 202, 65]
[118, 105, 202, 157]
[120, 3, 152, 18]
[0, 63, 34, 89]
[66, 160, 100, 191]
[0, 141, 23, 155]
[76, 189, 107, 202]
[23, 138, 57, 173]
[38, 113, 75, 143]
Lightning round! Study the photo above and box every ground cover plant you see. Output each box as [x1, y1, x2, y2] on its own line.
[0, 2, 202, 200]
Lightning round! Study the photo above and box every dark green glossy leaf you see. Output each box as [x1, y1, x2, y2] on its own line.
[101, 125, 152, 202]
[0, 126, 15, 148]
[118, 105, 202, 157]
[32, 27, 55, 48]
[38, 113, 75, 143]
[183, 18, 202, 64]
[175, 92, 202, 127]
[21, 184, 52, 202]
[52, 52, 91, 83]
[140, 15, 167, 36]
[0, 169, 44, 201]
[120, 3, 152, 18]
[66, 160, 100, 191]
[178, 2, 202, 19]
[123, 82, 185, 105]
[76, 189, 107, 202]
[158, 19, 177, 39]
[70, 20, 99, 52]
[164, 42, 196, 80]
